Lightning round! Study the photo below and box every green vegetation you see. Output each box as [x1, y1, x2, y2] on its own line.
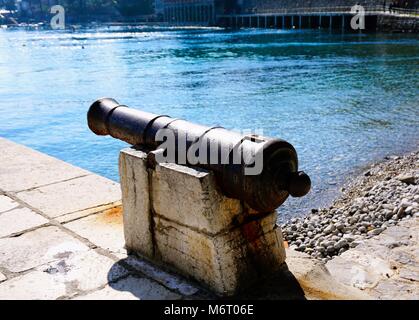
[0, 0, 17, 11]
[56, 0, 153, 16]
[0, 0, 154, 17]
[115, 0, 154, 16]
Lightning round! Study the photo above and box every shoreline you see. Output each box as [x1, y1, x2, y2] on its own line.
[1, 19, 418, 33]
[279, 141, 419, 221]
[281, 148, 418, 263]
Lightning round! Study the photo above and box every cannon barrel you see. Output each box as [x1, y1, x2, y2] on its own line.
[87, 98, 311, 212]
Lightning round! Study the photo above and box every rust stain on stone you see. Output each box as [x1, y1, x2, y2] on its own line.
[97, 206, 123, 225]
[242, 222, 260, 242]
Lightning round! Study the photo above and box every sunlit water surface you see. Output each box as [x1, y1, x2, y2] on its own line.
[0, 25, 418, 220]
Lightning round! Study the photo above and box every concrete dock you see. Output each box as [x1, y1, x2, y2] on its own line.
[0, 137, 416, 299]
[0, 137, 200, 299]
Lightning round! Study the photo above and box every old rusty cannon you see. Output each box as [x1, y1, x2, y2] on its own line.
[87, 98, 311, 212]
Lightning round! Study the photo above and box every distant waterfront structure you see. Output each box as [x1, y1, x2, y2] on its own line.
[161, 0, 418, 26]
[162, 0, 241, 24]
[155, 0, 163, 13]
[163, 0, 214, 24]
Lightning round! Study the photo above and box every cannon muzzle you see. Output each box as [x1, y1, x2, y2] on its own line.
[87, 98, 311, 212]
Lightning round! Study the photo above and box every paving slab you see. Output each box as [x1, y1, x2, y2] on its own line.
[0, 250, 128, 299]
[0, 207, 49, 238]
[0, 137, 89, 192]
[17, 174, 121, 218]
[0, 195, 19, 212]
[73, 275, 181, 300]
[56, 201, 122, 223]
[64, 207, 125, 254]
[39, 249, 129, 293]
[0, 226, 89, 273]
[122, 255, 200, 296]
[0, 269, 68, 300]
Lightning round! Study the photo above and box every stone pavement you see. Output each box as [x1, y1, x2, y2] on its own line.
[0, 137, 203, 300]
[0, 137, 412, 300]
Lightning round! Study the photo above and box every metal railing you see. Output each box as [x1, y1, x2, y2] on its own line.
[236, 5, 419, 16]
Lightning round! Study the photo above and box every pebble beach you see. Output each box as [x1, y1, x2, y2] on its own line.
[281, 150, 419, 263]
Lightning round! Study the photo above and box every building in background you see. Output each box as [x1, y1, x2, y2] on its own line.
[161, 0, 418, 25]
[162, 0, 241, 24]
[154, 0, 164, 14]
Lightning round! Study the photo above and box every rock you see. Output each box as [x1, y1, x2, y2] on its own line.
[396, 207, 405, 219]
[335, 222, 344, 231]
[334, 239, 348, 250]
[396, 174, 415, 185]
[342, 235, 355, 242]
[349, 216, 358, 224]
[316, 246, 326, 253]
[400, 199, 412, 208]
[367, 228, 384, 236]
[405, 206, 413, 214]
[358, 226, 367, 233]
[324, 224, 335, 235]
[326, 246, 335, 254]
[384, 210, 394, 220]
[299, 245, 307, 252]
[382, 204, 395, 210]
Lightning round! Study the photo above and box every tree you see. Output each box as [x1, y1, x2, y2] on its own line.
[115, 0, 154, 16]
[0, 0, 16, 11]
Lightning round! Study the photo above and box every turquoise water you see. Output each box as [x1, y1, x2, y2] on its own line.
[0, 25, 418, 219]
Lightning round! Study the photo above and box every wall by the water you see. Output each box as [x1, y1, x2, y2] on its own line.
[239, 0, 418, 13]
[162, 0, 419, 32]
[377, 15, 419, 31]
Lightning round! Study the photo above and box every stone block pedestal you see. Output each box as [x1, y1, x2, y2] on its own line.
[119, 147, 286, 296]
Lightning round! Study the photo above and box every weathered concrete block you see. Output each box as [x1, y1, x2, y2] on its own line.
[119, 148, 153, 257]
[153, 213, 285, 295]
[119, 147, 286, 295]
[152, 162, 243, 235]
